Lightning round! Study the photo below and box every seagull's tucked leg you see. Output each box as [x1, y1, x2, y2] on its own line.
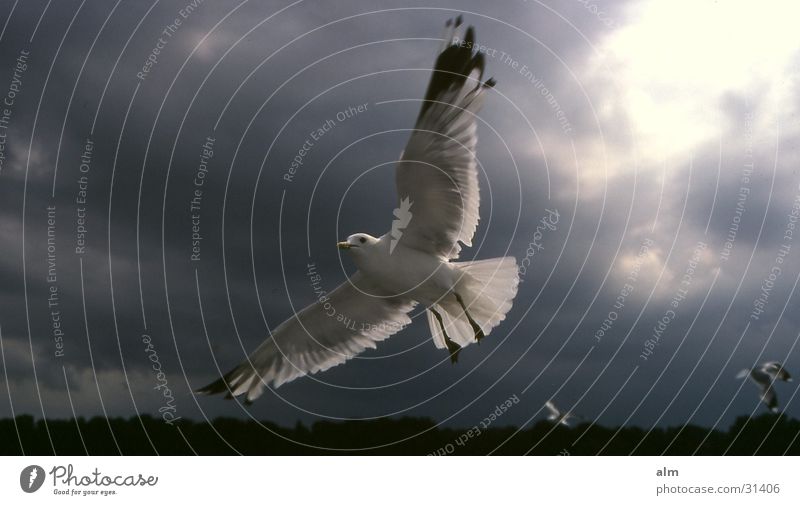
[429, 306, 461, 363]
[453, 292, 485, 342]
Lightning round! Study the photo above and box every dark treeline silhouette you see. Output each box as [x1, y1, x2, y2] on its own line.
[1, 414, 798, 455]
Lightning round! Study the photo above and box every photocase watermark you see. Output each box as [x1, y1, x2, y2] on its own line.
[594, 238, 654, 342]
[20, 463, 159, 495]
[389, 196, 413, 254]
[283, 102, 370, 183]
[189, 135, 215, 262]
[0, 48, 30, 172]
[74, 136, 93, 255]
[751, 182, 800, 321]
[574, 0, 615, 28]
[306, 262, 406, 334]
[429, 394, 520, 455]
[518, 208, 559, 280]
[20, 465, 45, 493]
[720, 111, 754, 262]
[640, 241, 707, 361]
[521, 0, 615, 27]
[142, 334, 181, 425]
[137, 0, 204, 81]
[454, 36, 573, 135]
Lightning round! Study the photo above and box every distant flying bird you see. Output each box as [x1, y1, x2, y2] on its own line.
[736, 361, 793, 413]
[545, 401, 580, 427]
[198, 18, 520, 404]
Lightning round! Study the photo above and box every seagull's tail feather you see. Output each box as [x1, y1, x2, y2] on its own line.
[196, 362, 263, 405]
[454, 256, 520, 333]
[736, 369, 750, 379]
[427, 257, 519, 355]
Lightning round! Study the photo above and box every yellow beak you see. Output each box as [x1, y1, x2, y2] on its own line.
[337, 241, 351, 250]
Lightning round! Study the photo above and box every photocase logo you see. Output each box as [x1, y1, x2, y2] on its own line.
[20, 465, 45, 493]
[389, 196, 413, 254]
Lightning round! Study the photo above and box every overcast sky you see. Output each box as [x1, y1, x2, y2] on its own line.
[1, 0, 799, 443]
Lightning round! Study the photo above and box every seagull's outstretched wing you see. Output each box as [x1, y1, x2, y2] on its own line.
[395, 22, 495, 260]
[197, 272, 415, 402]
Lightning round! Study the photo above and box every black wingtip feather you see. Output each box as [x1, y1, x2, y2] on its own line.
[473, 52, 486, 78]
[455, 15, 463, 27]
[196, 367, 237, 397]
[196, 376, 228, 395]
[464, 26, 474, 46]
[417, 21, 495, 123]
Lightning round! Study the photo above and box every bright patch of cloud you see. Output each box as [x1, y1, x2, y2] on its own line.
[596, 0, 799, 161]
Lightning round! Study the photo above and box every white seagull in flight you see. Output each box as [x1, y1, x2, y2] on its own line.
[736, 361, 793, 413]
[545, 401, 580, 427]
[198, 18, 520, 403]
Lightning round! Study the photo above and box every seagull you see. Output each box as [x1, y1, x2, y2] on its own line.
[198, 18, 520, 404]
[736, 361, 793, 413]
[545, 401, 580, 427]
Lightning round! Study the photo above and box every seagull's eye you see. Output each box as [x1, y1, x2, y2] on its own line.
[359, 237, 367, 244]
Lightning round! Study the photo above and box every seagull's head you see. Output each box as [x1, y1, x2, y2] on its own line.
[337, 233, 379, 254]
